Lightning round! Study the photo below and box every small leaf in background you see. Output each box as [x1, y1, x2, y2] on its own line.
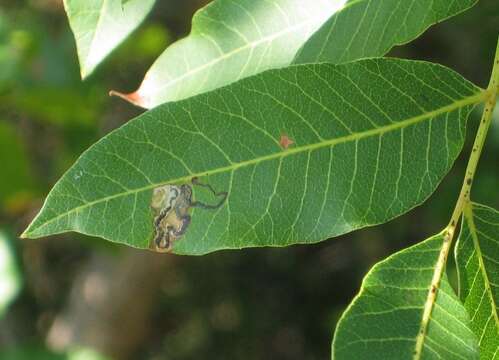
[23, 59, 481, 254]
[332, 234, 479, 359]
[63, 0, 156, 78]
[0, 231, 21, 316]
[455, 202, 499, 359]
[294, 0, 477, 64]
[115, 0, 477, 109]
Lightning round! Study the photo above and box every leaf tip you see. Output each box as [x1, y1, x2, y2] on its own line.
[20, 216, 41, 239]
[79, 64, 93, 80]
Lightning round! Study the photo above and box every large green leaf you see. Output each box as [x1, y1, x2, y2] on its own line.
[22, 59, 482, 254]
[63, 0, 156, 78]
[332, 234, 479, 359]
[114, 0, 476, 109]
[294, 0, 477, 64]
[455, 202, 499, 359]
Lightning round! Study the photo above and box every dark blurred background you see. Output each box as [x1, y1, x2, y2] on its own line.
[0, 1, 498, 359]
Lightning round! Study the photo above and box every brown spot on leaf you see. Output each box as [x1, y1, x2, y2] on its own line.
[279, 134, 294, 149]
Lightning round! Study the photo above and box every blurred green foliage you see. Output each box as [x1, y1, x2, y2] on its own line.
[0, 122, 33, 205]
[0, 345, 109, 360]
[0, 231, 21, 316]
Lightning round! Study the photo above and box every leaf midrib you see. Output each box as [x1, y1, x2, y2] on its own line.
[24, 90, 486, 237]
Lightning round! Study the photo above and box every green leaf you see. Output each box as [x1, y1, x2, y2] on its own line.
[22, 59, 481, 254]
[332, 234, 479, 360]
[112, 0, 344, 108]
[63, 0, 156, 78]
[455, 202, 499, 359]
[115, 0, 477, 109]
[294, 0, 477, 64]
[0, 231, 21, 316]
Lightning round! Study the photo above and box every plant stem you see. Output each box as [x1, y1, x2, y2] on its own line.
[413, 36, 499, 360]
[449, 36, 499, 233]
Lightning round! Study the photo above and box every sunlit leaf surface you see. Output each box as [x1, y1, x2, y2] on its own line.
[294, 0, 477, 64]
[64, 0, 156, 78]
[117, 0, 476, 108]
[114, 0, 345, 108]
[332, 234, 479, 360]
[455, 202, 499, 359]
[23, 59, 480, 254]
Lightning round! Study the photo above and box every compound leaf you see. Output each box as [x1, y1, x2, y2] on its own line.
[116, 0, 476, 108]
[23, 59, 481, 255]
[332, 234, 479, 360]
[64, 0, 156, 78]
[455, 202, 499, 359]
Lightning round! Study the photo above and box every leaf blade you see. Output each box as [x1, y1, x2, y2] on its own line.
[23, 59, 481, 254]
[455, 202, 499, 359]
[118, 0, 345, 108]
[294, 0, 477, 64]
[121, 0, 477, 108]
[332, 234, 479, 360]
[64, 0, 156, 78]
